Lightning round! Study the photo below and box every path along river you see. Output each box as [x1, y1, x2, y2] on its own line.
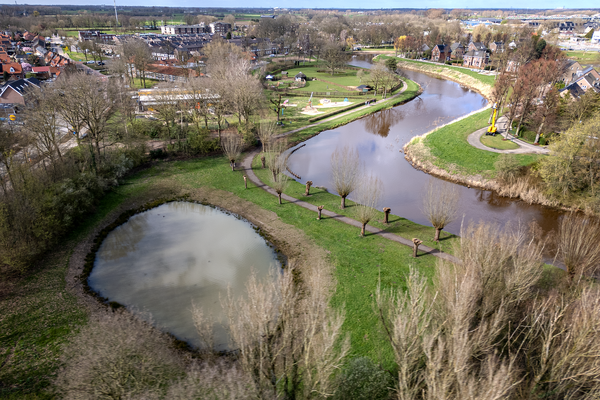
[286, 55, 563, 238]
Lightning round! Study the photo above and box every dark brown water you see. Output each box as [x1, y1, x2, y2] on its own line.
[89, 202, 280, 350]
[287, 55, 563, 237]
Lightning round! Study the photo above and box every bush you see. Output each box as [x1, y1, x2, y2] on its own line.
[150, 148, 168, 159]
[54, 311, 185, 400]
[334, 357, 392, 400]
[494, 153, 522, 183]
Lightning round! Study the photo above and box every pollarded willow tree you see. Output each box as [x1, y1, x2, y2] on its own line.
[331, 146, 361, 210]
[422, 177, 459, 241]
[257, 121, 277, 153]
[221, 132, 242, 171]
[354, 174, 383, 236]
[556, 212, 600, 282]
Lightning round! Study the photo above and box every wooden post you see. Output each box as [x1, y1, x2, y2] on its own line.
[261, 155, 266, 168]
[412, 238, 422, 258]
[317, 205, 324, 220]
[305, 180, 313, 196]
[243, 175, 247, 189]
[383, 207, 391, 224]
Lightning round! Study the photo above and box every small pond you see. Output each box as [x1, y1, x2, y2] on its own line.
[89, 202, 280, 350]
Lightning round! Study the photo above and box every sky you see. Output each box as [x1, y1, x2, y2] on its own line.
[0, 0, 599, 11]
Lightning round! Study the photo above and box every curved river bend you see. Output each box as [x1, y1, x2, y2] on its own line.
[286, 55, 562, 237]
[89, 202, 280, 350]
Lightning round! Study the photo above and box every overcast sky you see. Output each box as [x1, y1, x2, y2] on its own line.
[1, 0, 599, 11]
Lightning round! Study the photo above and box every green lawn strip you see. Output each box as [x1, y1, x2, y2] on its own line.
[565, 50, 600, 65]
[377, 56, 496, 87]
[275, 65, 368, 91]
[65, 50, 87, 62]
[130, 77, 160, 89]
[251, 154, 458, 254]
[480, 133, 519, 150]
[424, 110, 541, 177]
[284, 79, 420, 144]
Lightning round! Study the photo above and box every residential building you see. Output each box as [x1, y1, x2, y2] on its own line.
[450, 43, 465, 60]
[209, 22, 232, 35]
[463, 50, 488, 69]
[489, 41, 504, 53]
[468, 42, 487, 52]
[161, 25, 207, 35]
[0, 77, 40, 104]
[1, 62, 24, 79]
[431, 44, 451, 63]
[561, 59, 583, 84]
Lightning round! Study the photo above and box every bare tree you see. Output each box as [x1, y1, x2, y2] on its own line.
[221, 132, 242, 171]
[227, 58, 263, 134]
[331, 146, 361, 209]
[556, 213, 600, 281]
[422, 177, 459, 241]
[271, 166, 289, 205]
[264, 137, 288, 181]
[22, 86, 63, 163]
[257, 121, 276, 153]
[321, 41, 349, 76]
[215, 265, 349, 399]
[354, 174, 383, 236]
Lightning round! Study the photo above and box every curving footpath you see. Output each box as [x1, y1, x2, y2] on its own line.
[240, 149, 459, 263]
[467, 116, 550, 155]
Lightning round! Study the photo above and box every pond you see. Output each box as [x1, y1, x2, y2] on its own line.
[286, 55, 563, 240]
[88, 202, 280, 350]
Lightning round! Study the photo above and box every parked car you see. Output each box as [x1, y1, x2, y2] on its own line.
[86, 60, 95, 64]
[97, 62, 105, 66]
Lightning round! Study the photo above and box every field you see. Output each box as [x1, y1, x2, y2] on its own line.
[270, 65, 371, 93]
[564, 50, 600, 66]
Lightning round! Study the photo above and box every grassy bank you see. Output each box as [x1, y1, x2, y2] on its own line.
[407, 110, 541, 179]
[375, 56, 495, 98]
[480, 133, 519, 150]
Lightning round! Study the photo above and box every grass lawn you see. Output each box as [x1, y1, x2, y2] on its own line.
[565, 50, 600, 65]
[272, 65, 370, 92]
[65, 50, 88, 62]
[480, 133, 520, 150]
[130, 77, 160, 89]
[423, 109, 541, 177]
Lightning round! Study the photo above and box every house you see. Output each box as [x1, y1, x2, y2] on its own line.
[450, 43, 465, 60]
[592, 30, 600, 44]
[357, 84, 372, 92]
[463, 50, 488, 69]
[1, 62, 24, 79]
[489, 41, 504, 53]
[431, 44, 451, 63]
[22, 32, 35, 41]
[0, 51, 10, 64]
[0, 77, 40, 104]
[561, 60, 583, 84]
[31, 66, 60, 79]
[295, 72, 307, 82]
[560, 73, 600, 99]
[468, 42, 487, 52]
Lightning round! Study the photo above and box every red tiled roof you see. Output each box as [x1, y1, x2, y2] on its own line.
[2, 62, 23, 74]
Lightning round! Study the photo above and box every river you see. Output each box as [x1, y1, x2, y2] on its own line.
[286, 54, 563, 238]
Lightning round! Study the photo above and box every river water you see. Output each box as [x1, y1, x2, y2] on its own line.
[89, 202, 280, 350]
[286, 55, 562, 237]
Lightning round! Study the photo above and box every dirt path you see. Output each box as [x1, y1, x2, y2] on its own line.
[467, 116, 550, 155]
[240, 149, 459, 263]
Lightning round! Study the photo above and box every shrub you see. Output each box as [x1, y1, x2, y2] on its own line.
[54, 311, 185, 400]
[334, 357, 392, 400]
[494, 153, 522, 183]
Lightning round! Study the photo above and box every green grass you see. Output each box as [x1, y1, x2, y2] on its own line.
[565, 50, 600, 65]
[65, 50, 87, 62]
[424, 110, 541, 177]
[130, 77, 160, 89]
[275, 65, 369, 92]
[480, 134, 520, 150]
[377, 56, 496, 87]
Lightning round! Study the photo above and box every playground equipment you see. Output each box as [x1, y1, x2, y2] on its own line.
[487, 103, 498, 136]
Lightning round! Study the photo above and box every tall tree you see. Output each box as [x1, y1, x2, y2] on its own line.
[331, 146, 361, 209]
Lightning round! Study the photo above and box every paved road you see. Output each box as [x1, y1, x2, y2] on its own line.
[467, 116, 550, 155]
[240, 149, 459, 263]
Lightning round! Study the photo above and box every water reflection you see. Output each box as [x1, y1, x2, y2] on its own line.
[287, 56, 564, 241]
[363, 108, 405, 137]
[89, 202, 280, 350]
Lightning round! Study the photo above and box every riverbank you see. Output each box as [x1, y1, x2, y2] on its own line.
[0, 152, 453, 397]
[373, 55, 494, 99]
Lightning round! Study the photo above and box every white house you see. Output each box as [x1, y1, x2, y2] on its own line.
[592, 30, 600, 44]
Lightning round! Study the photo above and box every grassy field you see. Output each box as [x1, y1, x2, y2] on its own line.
[480, 133, 520, 150]
[65, 50, 87, 61]
[423, 110, 541, 177]
[270, 65, 370, 92]
[565, 50, 600, 65]
[130, 77, 160, 89]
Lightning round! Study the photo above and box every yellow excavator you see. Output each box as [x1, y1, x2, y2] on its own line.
[487, 103, 498, 136]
